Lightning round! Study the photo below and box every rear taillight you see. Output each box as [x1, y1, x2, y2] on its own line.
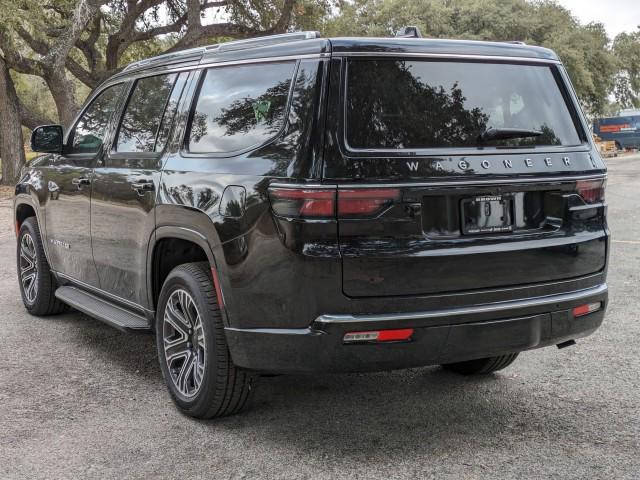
[269, 188, 336, 218]
[269, 187, 401, 219]
[337, 188, 401, 217]
[576, 179, 605, 204]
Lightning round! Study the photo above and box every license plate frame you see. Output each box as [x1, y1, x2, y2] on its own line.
[461, 195, 513, 235]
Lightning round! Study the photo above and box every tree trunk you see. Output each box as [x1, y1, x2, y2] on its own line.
[0, 57, 26, 186]
[46, 68, 79, 128]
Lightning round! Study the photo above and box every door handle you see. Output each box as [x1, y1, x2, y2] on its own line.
[72, 177, 91, 188]
[132, 181, 155, 194]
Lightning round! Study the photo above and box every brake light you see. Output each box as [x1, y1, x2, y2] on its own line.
[338, 188, 401, 217]
[269, 187, 401, 218]
[343, 328, 414, 344]
[269, 188, 336, 218]
[576, 179, 605, 204]
[572, 302, 601, 317]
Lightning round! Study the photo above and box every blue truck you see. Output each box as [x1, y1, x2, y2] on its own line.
[593, 114, 640, 149]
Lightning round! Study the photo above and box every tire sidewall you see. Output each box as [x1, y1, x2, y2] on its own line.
[155, 266, 221, 415]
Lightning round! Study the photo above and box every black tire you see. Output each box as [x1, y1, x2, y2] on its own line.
[442, 353, 519, 375]
[17, 217, 68, 316]
[156, 262, 253, 418]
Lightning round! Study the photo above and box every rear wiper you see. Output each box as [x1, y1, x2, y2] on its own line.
[479, 127, 542, 142]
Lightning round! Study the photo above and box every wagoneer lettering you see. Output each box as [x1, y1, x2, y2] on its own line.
[14, 30, 608, 419]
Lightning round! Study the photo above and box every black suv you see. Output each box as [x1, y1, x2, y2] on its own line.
[15, 31, 608, 418]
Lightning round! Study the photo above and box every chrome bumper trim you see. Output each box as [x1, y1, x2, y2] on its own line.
[315, 283, 608, 324]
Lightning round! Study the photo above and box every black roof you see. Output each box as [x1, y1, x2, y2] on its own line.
[115, 32, 559, 80]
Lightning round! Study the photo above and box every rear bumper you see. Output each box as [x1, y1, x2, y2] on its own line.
[225, 284, 607, 373]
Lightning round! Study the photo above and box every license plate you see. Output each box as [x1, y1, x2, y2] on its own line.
[461, 195, 513, 234]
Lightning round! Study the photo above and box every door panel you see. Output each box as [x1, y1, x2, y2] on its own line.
[90, 161, 161, 305]
[44, 157, 97, 284]
[91, 73, 186, 306]
[45, 83, 126, 286]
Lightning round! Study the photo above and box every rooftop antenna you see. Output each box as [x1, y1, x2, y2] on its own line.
[395, 26, 423, 38]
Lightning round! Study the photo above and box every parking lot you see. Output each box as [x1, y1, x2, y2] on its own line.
[0, 155, 639, 479]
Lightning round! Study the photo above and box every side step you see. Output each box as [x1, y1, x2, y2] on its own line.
[55, 286, 151, 332]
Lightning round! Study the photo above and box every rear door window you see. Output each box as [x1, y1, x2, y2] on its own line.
[187, 61, 296, 153]
[346, 59, 583, 150]
[116, 73, 178, 153]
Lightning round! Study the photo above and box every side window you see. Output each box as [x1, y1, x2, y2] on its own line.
[155, 73, 188, 153]
[187, 61, 296, 153]
[116, 73, 178, 153]
[70, 83, 125, 154]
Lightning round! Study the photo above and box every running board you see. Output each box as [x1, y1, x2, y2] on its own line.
[55, 286, 151, 332]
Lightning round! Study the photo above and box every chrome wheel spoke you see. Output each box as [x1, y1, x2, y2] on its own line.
[176, 353, 196, 393]
[166, 297, 191, 335]
[162, 288, 206, 397]
[164, 337, 190, 363]
[19, 233, 38, 303]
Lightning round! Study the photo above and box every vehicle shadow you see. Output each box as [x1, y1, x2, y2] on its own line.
[205, 369, 556, 459]
[58, 309, 585, 462]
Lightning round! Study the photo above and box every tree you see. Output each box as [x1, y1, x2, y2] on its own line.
[0, 0, 320, 184]
[0, 56, 26, 184]
[613, 29, 640, 109]
[323, 0, 618, 116]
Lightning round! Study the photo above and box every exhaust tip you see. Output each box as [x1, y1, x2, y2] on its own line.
[557, 340, 577, 349]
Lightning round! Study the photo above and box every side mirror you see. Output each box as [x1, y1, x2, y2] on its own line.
[30, 125, 64, 154]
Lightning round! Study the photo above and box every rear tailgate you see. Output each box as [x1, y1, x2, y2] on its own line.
[338, 161, 607, 297]
[327, 55, 607, 298]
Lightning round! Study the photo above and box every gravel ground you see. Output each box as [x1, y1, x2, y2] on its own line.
[0, 157, 639, 479]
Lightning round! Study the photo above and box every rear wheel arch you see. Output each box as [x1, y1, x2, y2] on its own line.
[148, 226, 220, 312]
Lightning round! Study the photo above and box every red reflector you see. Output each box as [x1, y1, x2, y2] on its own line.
[338, 188, 401, 216]
[576, 179, 605, 204]
[572, 302, 601, 317]
[343, 328, 414, 344]
[269, 188, 336, 218]
[377, 328, 415, 341]
[210, 267, 225, 310]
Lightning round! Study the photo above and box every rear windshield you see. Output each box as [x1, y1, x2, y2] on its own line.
[346, 59, 583, 150]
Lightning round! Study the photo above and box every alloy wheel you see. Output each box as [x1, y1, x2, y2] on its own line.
[162, 289, 206, 398]
[19, 233, 38, 304]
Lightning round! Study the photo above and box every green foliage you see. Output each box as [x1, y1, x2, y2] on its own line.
[613, 29, 640, 108]
[12, 73, 58, 123]
[322, 0, 618, 116]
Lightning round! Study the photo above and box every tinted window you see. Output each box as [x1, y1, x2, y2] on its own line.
[346, 59, 582, 149]
[155, 73, 188, 152]
[70, 83, 124, 154]
[188, 62, 296, 153]
[116, 74, 177, 152]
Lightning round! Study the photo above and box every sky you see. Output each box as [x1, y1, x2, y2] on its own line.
[555, 0, 640, 38]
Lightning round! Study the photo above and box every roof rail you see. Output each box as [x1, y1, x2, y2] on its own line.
[122, 31, 320, 73]
[207, 31, 321, 53]
[122, 45, 206, 72]
[504, 41, 527, 45]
